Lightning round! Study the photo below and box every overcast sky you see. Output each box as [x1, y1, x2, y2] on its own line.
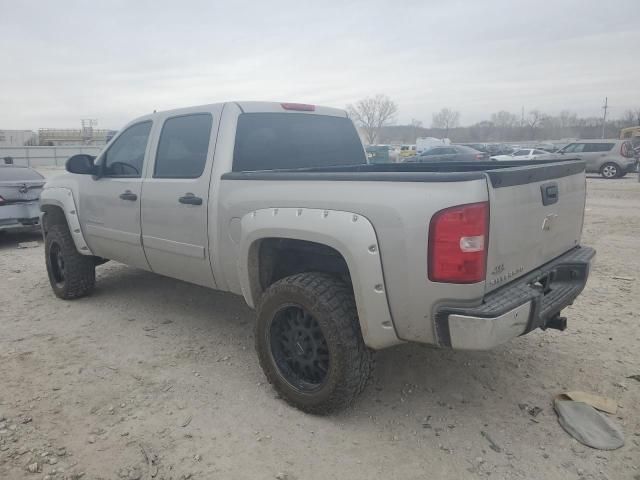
[2, 0, 639, 130]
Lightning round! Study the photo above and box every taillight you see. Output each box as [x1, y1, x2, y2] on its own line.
[0, 195, 5, 205]
[475, 154, 484, 160]
[281, 103, 315, 111]
[428, 202, 489, 284]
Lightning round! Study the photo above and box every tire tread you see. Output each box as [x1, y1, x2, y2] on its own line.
[256, 272, 373, 414]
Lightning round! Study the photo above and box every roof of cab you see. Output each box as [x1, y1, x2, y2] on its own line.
[129, 101, 347, 126]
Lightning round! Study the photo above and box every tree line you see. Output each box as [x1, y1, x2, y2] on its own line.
[347, 95, 640, 145]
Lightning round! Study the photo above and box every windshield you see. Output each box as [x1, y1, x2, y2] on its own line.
[232, 113, 366, 171]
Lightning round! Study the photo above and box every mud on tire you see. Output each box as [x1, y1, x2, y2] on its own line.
[255, 272, 373, 414]
[45, 223, 95, 299]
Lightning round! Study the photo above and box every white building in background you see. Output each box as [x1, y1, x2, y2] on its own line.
[37, 128, 115, 146]
[0, 129, 37, 146]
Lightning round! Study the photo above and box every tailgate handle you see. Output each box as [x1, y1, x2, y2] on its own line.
[541, 183, 558, 206]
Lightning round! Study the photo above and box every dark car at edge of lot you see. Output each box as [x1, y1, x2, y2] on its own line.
[0, 165, 46, 230]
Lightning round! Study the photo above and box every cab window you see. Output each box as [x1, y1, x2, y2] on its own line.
[103, 122, 152, 178]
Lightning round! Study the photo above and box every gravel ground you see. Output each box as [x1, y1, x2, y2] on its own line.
[1, 173, 639, 480]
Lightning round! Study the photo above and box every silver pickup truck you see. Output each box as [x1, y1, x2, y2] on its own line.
[40, 101, 594, 413]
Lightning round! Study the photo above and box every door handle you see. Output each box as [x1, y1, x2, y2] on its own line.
[119, 190, 138, 201]
[178, 193, 203, 205]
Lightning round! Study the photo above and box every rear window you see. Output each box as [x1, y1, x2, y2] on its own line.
[584, 143, 614, 153]
[0, 166, 44, 181]
[621, 141, 634, 158]
[232, 113, 365, 171]
[455, 146, 479, 153]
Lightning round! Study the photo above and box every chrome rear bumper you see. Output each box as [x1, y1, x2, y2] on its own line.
[435, 246, 595, 350]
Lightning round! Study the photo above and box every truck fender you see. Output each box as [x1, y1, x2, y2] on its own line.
[238, 207, 402, 350]
[40, 187, 93, 256]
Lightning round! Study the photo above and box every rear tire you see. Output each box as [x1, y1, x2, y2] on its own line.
[255, 272, 373, 414]
[600, 162, 620, 179]
[45, 223, 95, 299]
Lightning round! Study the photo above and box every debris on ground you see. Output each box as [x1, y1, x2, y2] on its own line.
[17, 241, 39, 249]
[518, 403, 543, 417]
[555, 391, 617, 414]
[480, 430, 502, 453]
[554, 399, 624, 450]
[611, 276, 635, 281]
[627, 374, 640, 382]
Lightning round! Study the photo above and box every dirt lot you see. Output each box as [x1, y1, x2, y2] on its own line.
[1, 173, 639, 480]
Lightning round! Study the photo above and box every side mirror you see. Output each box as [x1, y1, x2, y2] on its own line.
[66, 154, 97, 175]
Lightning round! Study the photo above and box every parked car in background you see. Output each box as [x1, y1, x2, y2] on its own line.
[491, 148, 551, 161]
[365, 145, 390, 164]
[417, 137, 449, 153]
[557, 139, 637, 178]
[620, 126, 640, 141]
[458, 143, 488, 152]
[0, 165, 45, 230]
[399, 144, 416, 158]
[405, 145, 489, 162]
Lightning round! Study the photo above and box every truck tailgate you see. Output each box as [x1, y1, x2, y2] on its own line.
[484, 161, 585, 293]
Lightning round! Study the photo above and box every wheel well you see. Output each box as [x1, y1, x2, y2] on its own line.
[40, 205, 67, 234]
[255, 238, 351, 295]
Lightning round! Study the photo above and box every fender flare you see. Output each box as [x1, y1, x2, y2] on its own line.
[39, 187, 93, 255]
[238, 207, 401, 350]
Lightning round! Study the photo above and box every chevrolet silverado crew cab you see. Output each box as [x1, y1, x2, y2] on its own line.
[40, 101, 594, 414]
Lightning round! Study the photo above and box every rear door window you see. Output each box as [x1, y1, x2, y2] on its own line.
[513, 149, 530, 156]
[154, 114, 213, 178]
[232, 113, 365, 171]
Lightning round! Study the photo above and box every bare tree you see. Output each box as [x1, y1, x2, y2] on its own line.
[622, 109, 640, 127]
[346, 94, 398, 144]
[431, 108, 460, 137]
[558, 110, 578, 128]
[409, 118, 423, 142]
[526, 109, 546, 139]
[490, 111, 518, 128]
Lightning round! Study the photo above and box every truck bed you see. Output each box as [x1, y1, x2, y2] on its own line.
[221, 159, 583, 185]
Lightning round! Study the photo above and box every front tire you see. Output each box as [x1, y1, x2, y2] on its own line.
[255, 272, 373, 414]
[45, 223, 95, 299]
[600, 162, 620, 179]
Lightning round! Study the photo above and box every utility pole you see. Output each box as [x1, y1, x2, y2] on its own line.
[601, 97, 608, 139]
